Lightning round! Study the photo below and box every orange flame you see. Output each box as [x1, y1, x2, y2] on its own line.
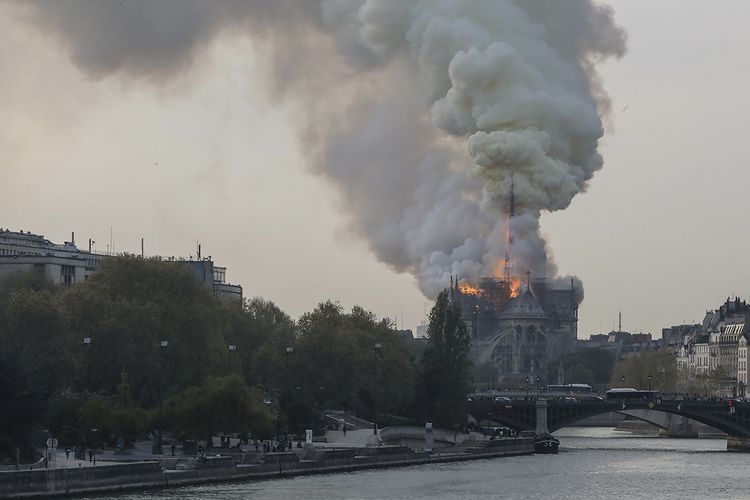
[458, 283, 480, 296]
[509, 277, 522, 298]
[491, 259, 522, 298]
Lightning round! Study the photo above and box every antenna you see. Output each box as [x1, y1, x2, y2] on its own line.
[141, 238, 144, 258]
[619, 312, 622, 333]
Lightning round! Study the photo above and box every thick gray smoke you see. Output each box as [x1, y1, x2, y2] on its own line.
[15, 0, 626, 300]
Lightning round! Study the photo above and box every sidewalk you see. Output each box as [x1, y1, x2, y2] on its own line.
[48, 441, 168, 469]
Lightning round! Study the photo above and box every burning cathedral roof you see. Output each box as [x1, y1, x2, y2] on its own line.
[498, 288, 547, 320]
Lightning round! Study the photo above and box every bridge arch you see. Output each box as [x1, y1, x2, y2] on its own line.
[469, 398, 750, 439]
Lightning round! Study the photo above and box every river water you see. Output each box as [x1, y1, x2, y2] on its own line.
[97, 429, 748, 500]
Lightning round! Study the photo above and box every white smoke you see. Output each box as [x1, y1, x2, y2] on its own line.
[14, 0, 626, 300]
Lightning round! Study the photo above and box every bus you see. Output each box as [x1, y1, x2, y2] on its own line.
[546, 384, 593, 394]
[605, 388, 659, 401]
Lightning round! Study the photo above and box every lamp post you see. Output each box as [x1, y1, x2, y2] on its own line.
[155, 340, 168, 455]
[227, 344, 239, 443]
[525, 376, 529, 398]
[284, 347, 293, 444]
[228, 344, 237, 373]
[374, 343, 382, 434]
[648, 374, 652, 393]
[90, 428, 98, 465]
[535, 375, 541, 397]
[81, 337, 91, 460]
[621, 375, 625, 387]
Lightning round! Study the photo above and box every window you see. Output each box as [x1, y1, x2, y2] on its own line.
[60, 265, 76, 286]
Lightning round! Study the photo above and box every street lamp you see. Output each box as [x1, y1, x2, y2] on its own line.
[90, 428, 98, 465]
[621, 375, 625, 387]
[81, 337, 92, 460]
[535, 376, 541, 397]
[285, 346, 294, 368]
[155, 340, 169, 455]
[648, 374, 652, 393]
[374, 343, 382, 434]
[525, 376, 529, 398]
[284, 347, 294, 444]
[82, 337, 92, 393]
[228, 344, 237, 373]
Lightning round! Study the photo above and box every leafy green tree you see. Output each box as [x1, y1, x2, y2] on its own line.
[472, 361, 498, 390]
[79, 374, 148, 448]
[0, 353, 46, 462]
[549, 348, 615, 390]
[61, 256, 226, 407]
[611, 350, 678, 392]
[416, 290, 471, 429]
[291, 302, 415, 422]
[241, 298, 297, 390]
[2, 288, 77, 395]
[163, 375, 274, 442]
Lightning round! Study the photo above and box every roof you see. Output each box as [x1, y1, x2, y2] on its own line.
[498, 289, 547, 320]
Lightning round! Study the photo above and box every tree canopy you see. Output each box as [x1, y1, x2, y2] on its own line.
[0, 257, 446, 461]
[416, 290, 472, 428]
[611, 350, 678, 392]
[549, 348, 616, 389]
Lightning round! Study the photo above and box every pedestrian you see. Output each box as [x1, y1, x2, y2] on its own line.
[288, 441, 292, 450]
[65, 448, 71, 459]
[171, 443, 176, 457]
[343, 425, 347, 436]
[87, 448, 93, 463]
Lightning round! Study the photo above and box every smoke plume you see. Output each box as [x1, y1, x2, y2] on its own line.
[15, 0, 626, 300]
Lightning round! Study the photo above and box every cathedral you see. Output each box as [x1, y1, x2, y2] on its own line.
[451, 276, 578, 385]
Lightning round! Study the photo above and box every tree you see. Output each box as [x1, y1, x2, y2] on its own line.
[163, 375, 274, 442]
[472, 362, 497, 390]
[61, 256, 227, 407]
[549, 348, 615, 390]
[290, 302, 416, 422]
[611, 350, 678, 392]
[2, 288, 77, 396]
[243, 298, 297, 390]
[0, 352, 46, 462]
[78, 374, 148, 449]
[416, 290, 471, 428]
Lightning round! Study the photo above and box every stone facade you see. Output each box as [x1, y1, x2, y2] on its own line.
[454, 278, 578, 384]
[676, 298, 749, 396]
[0, 228, 242, 301]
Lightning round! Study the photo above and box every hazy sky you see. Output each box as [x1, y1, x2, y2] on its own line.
[1, 1, 748, 337]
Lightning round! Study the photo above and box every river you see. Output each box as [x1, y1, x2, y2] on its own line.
[94, 429, 746, 500]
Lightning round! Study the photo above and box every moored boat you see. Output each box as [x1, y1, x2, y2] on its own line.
[534, 433, 559, 454]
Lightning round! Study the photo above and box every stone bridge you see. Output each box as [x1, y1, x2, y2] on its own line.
[468, 396, 750, 450]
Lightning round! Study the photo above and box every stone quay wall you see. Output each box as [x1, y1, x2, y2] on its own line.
[0, 438, 533, 499]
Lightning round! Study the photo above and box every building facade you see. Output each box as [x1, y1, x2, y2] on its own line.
[674, 298, 749, 397]
[454, 277, 579, 385]
[0, 229, 102, 287]
[0, 228, 242, 301]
